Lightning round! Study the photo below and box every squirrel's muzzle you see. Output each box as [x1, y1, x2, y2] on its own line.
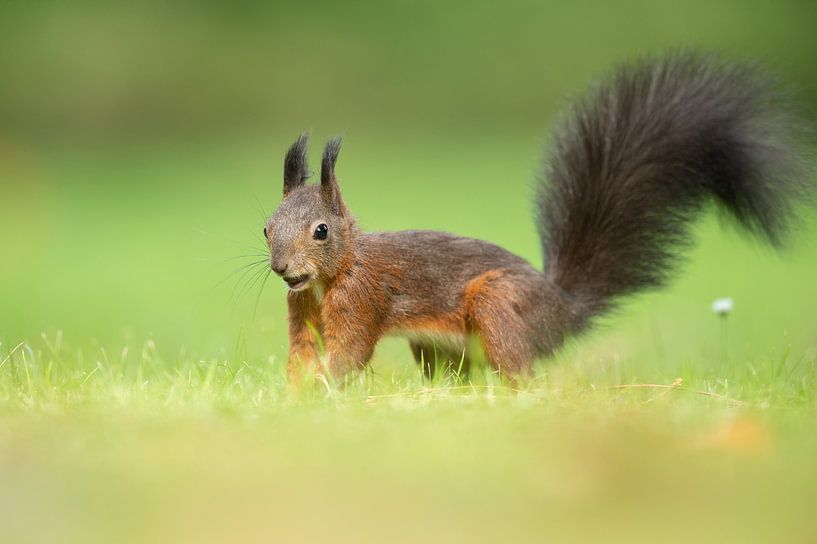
[270, 261, 289, 276]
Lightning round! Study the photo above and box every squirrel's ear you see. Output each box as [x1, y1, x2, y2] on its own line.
[320, 136, 344, 214]
[320, 136, 342, 186]
[283, 133, 311, 196]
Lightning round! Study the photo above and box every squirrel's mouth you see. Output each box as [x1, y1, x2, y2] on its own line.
[283, 273, 310, 291]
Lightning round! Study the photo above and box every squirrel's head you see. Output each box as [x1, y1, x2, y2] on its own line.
[265, 134, 356, 292]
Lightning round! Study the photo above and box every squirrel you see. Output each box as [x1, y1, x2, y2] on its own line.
[264, 51, 812, 380]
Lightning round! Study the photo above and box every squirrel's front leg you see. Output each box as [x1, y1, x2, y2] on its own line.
[286, 291, 322, 379]
[321, 332, 377, 379]
[320, 287, 382, 379]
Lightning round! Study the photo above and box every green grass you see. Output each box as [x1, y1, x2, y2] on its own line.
[2, 135, 817, 543]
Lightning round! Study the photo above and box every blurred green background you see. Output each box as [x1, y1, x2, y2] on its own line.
[2, 3, 817, 543]
[1, 0, 816, 364]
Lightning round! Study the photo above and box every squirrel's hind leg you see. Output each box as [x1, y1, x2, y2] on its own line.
[464, 270, 542, 378]
[409, 341, 470, 380]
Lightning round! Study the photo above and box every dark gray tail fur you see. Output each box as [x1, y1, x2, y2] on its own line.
[536, 51, 812, 325]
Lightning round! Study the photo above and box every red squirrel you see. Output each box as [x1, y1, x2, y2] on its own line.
[263, 52, 812, 380]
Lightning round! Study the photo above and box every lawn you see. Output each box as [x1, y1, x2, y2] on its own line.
[1, 133, 816, 543]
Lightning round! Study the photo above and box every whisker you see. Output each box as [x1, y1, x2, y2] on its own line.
[213, 193, 276, 314]
[194, 227, 265, 251]
[213, 259, 268, 290]
[198, 253, 268, 265]
[229, 261, 269, 302]
[233, 269, 270, 318]
[250, 191, 269, 220]
[222, 253, 269, 262]
[233, 264, 270, 310]
[249, 228, 267, 248]
[252, 268, 273, 319]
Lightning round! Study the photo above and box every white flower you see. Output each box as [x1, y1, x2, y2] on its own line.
[711, 297, 734, 315]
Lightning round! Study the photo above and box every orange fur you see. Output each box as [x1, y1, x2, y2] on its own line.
[286, 289, 323, 379]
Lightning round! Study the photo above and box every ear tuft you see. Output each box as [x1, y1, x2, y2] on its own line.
[283, 133, 311, 195]
[320, 136, 343, 186]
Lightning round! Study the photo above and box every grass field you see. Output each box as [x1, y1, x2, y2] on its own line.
[2, 133, 816, 543]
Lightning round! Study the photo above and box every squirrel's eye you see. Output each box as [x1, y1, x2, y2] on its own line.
[263, 227, 268, 238]
[313, 223, 329, 241]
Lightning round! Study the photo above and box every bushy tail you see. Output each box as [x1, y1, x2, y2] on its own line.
[536, 51, 812, 324]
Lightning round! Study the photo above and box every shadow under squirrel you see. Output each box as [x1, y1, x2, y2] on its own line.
[264, 51, 813, 380]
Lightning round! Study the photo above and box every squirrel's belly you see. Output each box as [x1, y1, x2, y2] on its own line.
[387, 328, 468, 351]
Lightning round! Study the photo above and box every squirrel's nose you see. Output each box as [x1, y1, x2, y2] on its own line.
[271, 262, 288, 276]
